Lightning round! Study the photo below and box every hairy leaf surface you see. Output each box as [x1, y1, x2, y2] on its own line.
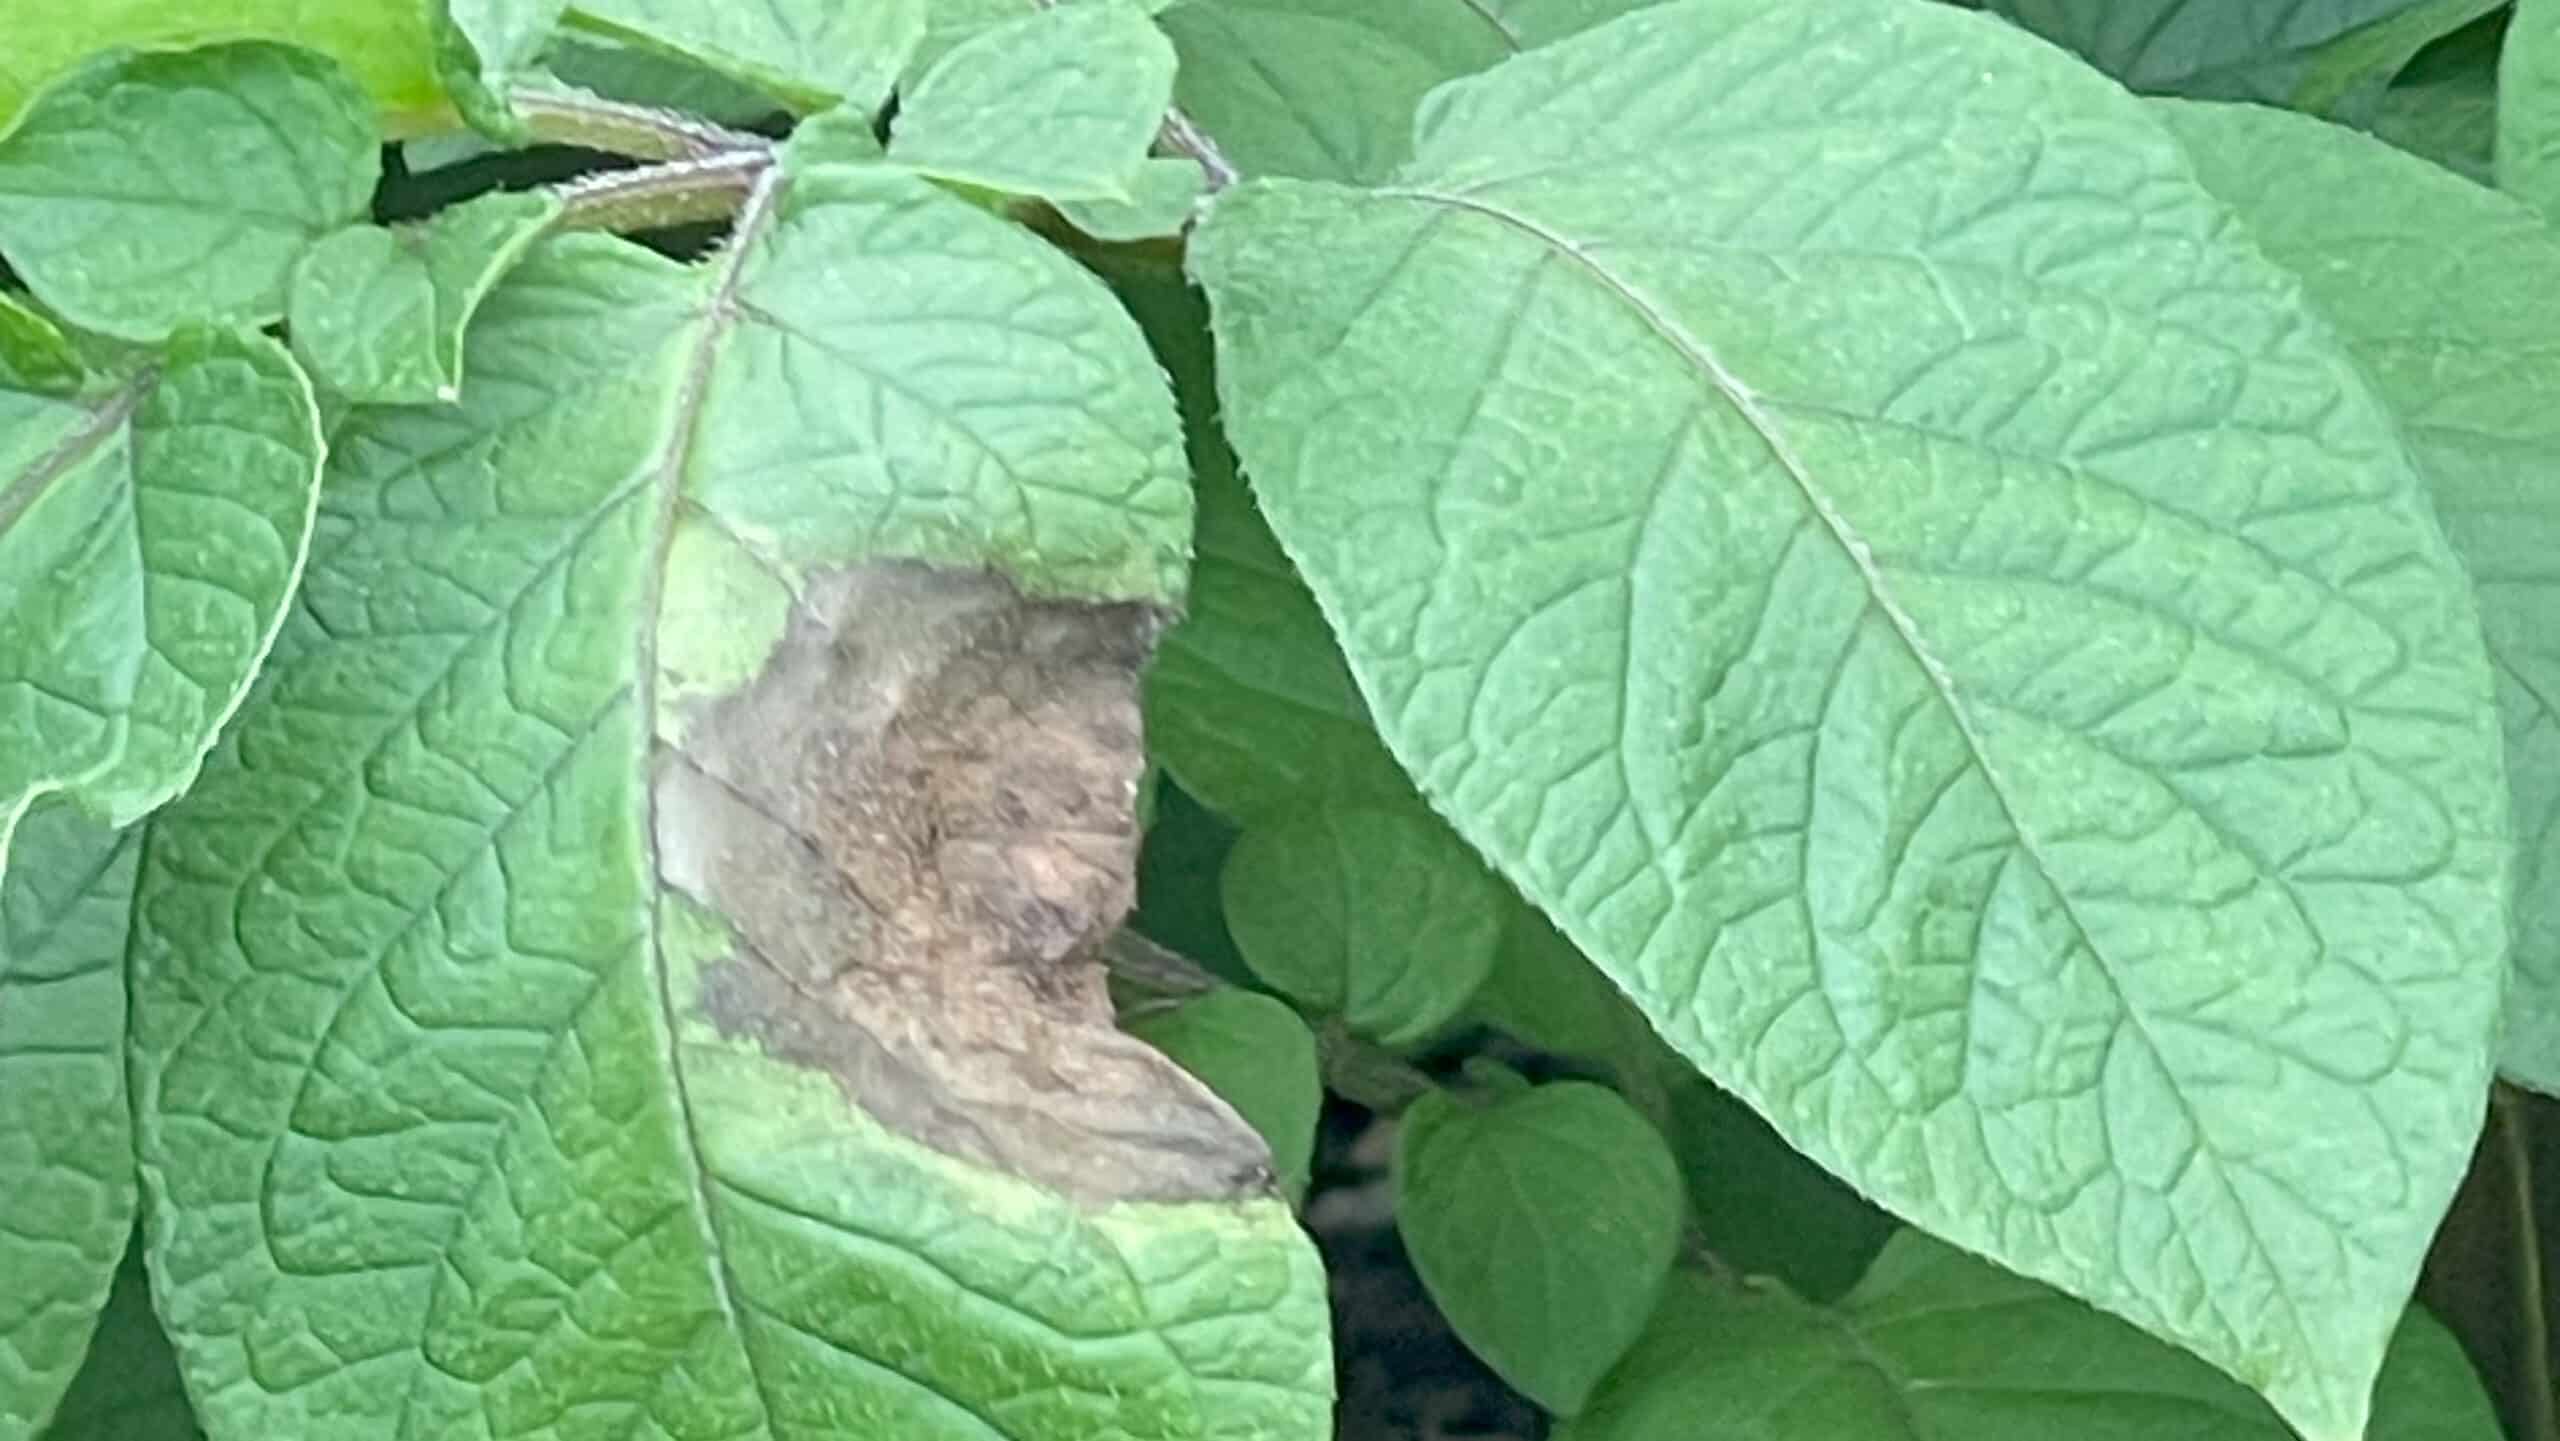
[1561, 1234, 2502, 1441]
[2158, 100, 2560, 1096]
[890, 1, 1174, 204]
[287, 191, 561, 405]
[0, 803, 139, 1441]
[0, 328, 323, 858]
[1190, 3, 2510, 1435]
[0, 43, 379, 342]
[1396, 1080, 1681, 1415]
[133, 151, 1329, 1441]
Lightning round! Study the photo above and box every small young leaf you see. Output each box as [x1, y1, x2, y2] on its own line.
[1667, 1079, 1894, 1305]
[1222, 803, 1503, 1046]
[0, 327, 324, 855]
[1057, 159, 1204, 242]
[287, 190, 560, 404]
[1561, 1236, 2502, 1441]
[0, 294, 82, 394]
[890, 1, 1176, 204]
[562, 0, 924, 114]
[0, 43, 379, 341]
[2503, 0, 2560, 217]
[1191, 4, 2510, 1436]
[1127, 988, 1322, 1197]
[0, 802, 139, 1441]
[1396, 1081, 1682, 1416]
[0, 1, 443, 136]
[2155, 100, 2560, 1096]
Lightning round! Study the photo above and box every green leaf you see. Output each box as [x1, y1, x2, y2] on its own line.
[429, 0, 572, 138]
[1188, 4, 2510, 1437]
[1468, 899, 1646, 1068]
[1127, 988, 1322, 1198]
[542, 32, 789, 126]
[1965, 0, 2501, 113]
[0, 295, 83, 395]
[1667, 1079, 1894, 1305]
[0, 326, 324, 851]
[2369, 10, 2502, 181]
[0, 43, 379, 343]
[34, 1235, 200, 1441]
[0, 802, 140, 1441]
[1561, 1235, 2500, 1441]
[134, 159, 1328, 1440]
[1222, 802, 1503, 1047]
[912, 0, 1177, 80]
[1099, 261, 1412, 823]
[890, 1, 1175, 204]
[0, 0, 443, 137]
[2503, 0, 2560, 217]
[287, 191, 561, 404]
[1396, 1081, 1682, 1416]
[1057, 159, 1204, 242]
[563, 0, 924, 113]
[2155, 100, 2560, 1097]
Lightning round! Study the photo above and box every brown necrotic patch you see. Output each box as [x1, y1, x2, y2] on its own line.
[652, 560, 1272, 1206]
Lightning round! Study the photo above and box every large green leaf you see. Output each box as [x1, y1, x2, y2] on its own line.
[889, 1, 1175, 204]
[0, 327, 324, 856]
[1189, 3, 2510, 1437]
[2370, 11, 2502, 181]
[0, 803, 141, 1441]
[1964, 0, 2503, 113]
[34, 1236, 200, 1441]
[0, 43, 379, 343]
[2502, 0, 2560, 216]
[0, 0, 442, 135]
[562, 0, 923, 113]
[1396, 1079, 1682, 1416]
[1560, 1234, 2502, 1441]
[2156, 100, 2560, 1097]
[133, 152, 1329, 1441]
[288, 191, 561, 405]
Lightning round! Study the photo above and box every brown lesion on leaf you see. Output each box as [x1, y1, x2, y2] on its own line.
[653, 560, 1273, 1206]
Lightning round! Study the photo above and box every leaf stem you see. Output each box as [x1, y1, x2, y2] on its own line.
[1155, 109, 1238, 193]
[2495, 1085, 2559, 1441]
[511, 84, 771, 161]
[553, 149, 774, 231]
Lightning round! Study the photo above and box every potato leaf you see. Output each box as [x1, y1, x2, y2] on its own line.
[0, 0, 441, 136]
[133, 152, 1329, 1441]
[2156, 99, 2560, 1096]
[1127, 988, 1322, 1198]
[0, 43, 379, 342]
[890, 0, 1175, 204]
[1561, 1235, 2502, 1441]
[1190, 3, 2511, 1436]
[562, 0, 923, 114]
[2503, 0, 2560, 216]
[287, 191, 561, 405]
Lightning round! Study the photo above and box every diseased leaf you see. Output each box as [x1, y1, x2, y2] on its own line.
[134, 155, 1329, 1440]
[1964, 0, 2501, 113]
[0, 43, 379, 343]
[0, 327, 323, 856]
[0, 802, 140, 1441]
[287, 191, 561, 404]
[563, 0, 924, 113]
[1190, 4, 2510, 1436]
[2503, 0, 2560, 216]
[1560, 1236, 2502, 1441]
[1396, 1080, 1682, 1415]
[1057, 159, 1204, 242]
[1222, 803, 1503, 1047]
[1127, 988, 1321, 1198]
[2157, 100, 2560, 1097]
[34, 1235, 199, 1441]
[891, 1, 1175, 204]
[2369, 9, 2501, 181]
[0, 0, 442, 136]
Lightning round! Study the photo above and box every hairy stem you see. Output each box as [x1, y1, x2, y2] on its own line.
[553, 149, 774, 231]
[512, 84, 771, 161]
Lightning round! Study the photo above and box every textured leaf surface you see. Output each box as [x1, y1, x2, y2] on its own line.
[0, 43, 379, 342]
[0, 0, 441, 134]
[1190, 3, 2510, 1436]
[1965, 0, 2501, 111]
[891, 1, 1175, 203]
[911, 0, 1175, 79]
[1396, 1081, 1681, 1415]
[1056, 160, 1203, 242]
[36, 1237, 200, 1441]
[2503, 0, 2560, 216]
[287, 191, 561, 404]
[1222, 803, 1503, 1047]
[1561, 1234, 2502, 1441]
[0, 327, 323, 854]
[134, 156, 1328, 1441]
[1126, 989, 1321, 1197]
[0, 802, 140, 1441]
[2159, 100, 2560, 1096]
[564, 0, 923, 112]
